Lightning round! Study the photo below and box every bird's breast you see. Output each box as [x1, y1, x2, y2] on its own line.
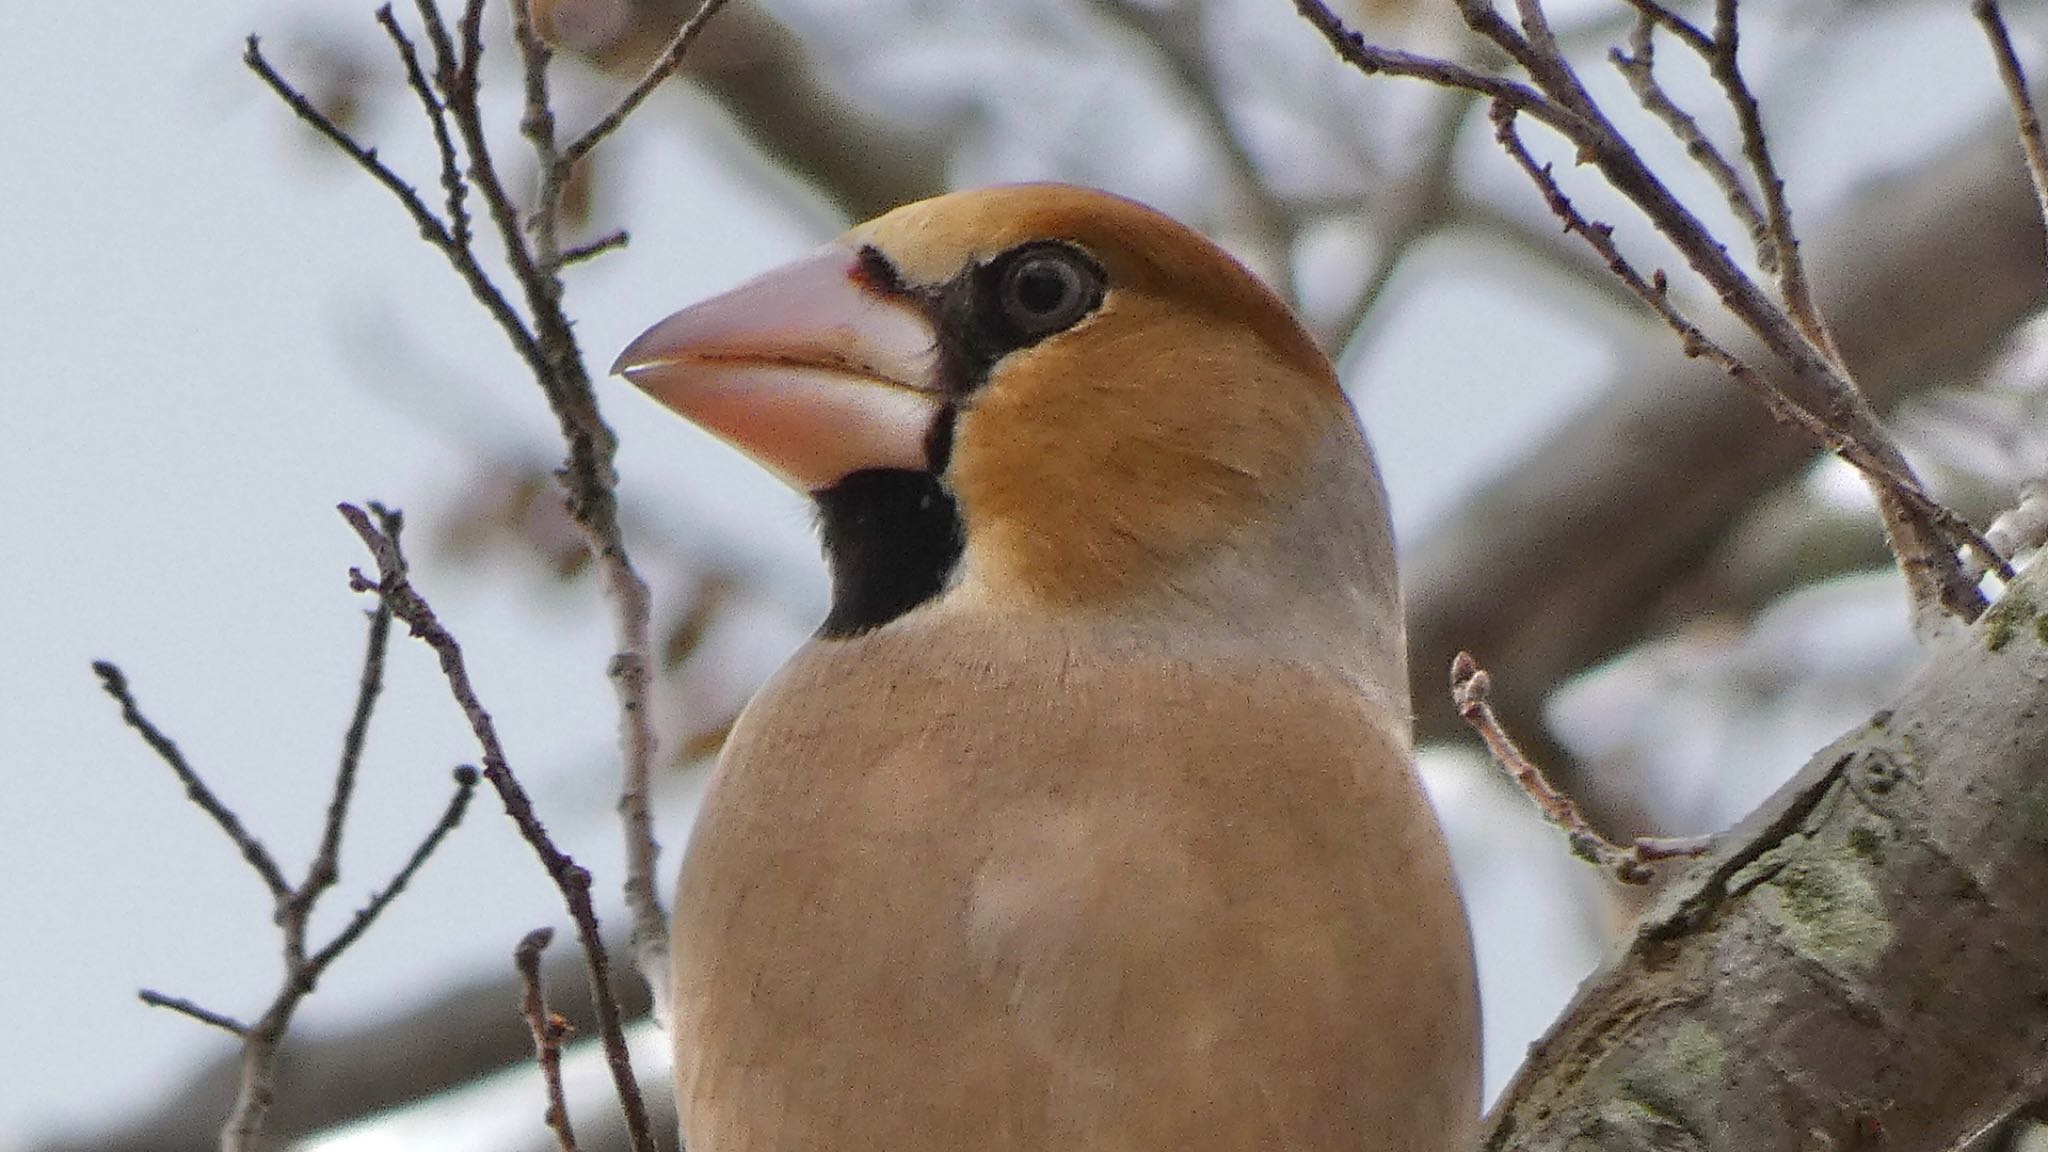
[669, 610, 1477, 1151]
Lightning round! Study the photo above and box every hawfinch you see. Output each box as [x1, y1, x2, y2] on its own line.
[615, 184, 1478, 1151]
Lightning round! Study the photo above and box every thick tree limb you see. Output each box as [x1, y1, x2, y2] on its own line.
[1406, 119, 2048, 751]
[1482, 560, 2048, 1149]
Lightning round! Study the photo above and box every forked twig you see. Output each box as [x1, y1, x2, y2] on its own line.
[341, 502, 660, 1152]
[1295, 0, 2004, 631]
[247, 0, 736, 1022]
[96, 552, 479, 1152]
[1451, 653, 1709, 885]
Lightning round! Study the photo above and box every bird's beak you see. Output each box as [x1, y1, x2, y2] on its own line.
[612, 243, 943, 493]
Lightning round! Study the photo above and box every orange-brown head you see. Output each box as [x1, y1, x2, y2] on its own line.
[616, 184, 1395, 657]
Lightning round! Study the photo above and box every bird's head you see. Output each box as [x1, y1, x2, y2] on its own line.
[616, 184, 1396, 652]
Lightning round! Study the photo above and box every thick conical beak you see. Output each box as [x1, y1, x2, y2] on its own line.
[612, 243, 943, 493]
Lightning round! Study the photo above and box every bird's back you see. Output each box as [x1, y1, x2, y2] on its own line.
[670, 605, 1479, 1151]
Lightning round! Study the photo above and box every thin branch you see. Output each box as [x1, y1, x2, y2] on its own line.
[1298, 0, 2002, 629]
[1615, 0, 1711, 55]
[243, 34, 544, 369]
[561, 229, 630, 267]
[511, 0, 569, 285]
[559, 0, 735, 174]
[410, 0, 460, 99]
[1450, 652, 1707, 885]
[137, 992, 249, 1037]
[1706, 0, 1843, 365]
[1290, 0, 1582, 136]
[242, 36, 454, 251]
[91, 661, 291, 899]
[377, 4, 473, 250]
[1610, 17, 1769, 259]
[249, 0, 691, 1015]
[1487, 102, 2009, 588]
[298, 598, 394, 912]
[306, 766, 480, 973]
[438, 5, 559, 344]
[516, 928, 582, 1152]
[340, 502, 660, 1152]
[216, 764, 476, 1152]
[1976, 0, 2048, 258]
[100, 505, 481, 1152]
[1458, 0, 1597, 123]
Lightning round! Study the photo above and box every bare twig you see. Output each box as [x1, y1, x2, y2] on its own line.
[1295, 0, 2004, 629]
[516, 928, 581, 1152]
[511, 0, 565, 279]
[250, 0, 713, 1020]
[1486, 103, 2010, 591]
[1977, 0, 2048, 259]
[1610, 17, 1769, 260]
[91, 662, 291, 899]
[301, 599, 394, 910]
[562, 229, 630, 267]
[204, 763, 479, 1152]
[1450, 652, 1707, 885]
[137, 992, 249, 1037]
[1290, 0, 1580, 135]
[1705, 0, 1843, 365]
[376, 4, 472, 249]
[307, 768, 479, 973]
[340, 501, 660, 1152]
[1615, 0, 1711, 54]
[244, 34, 543, 368]
[559, 0, 735, 175]
[95, 512, 480, 1152]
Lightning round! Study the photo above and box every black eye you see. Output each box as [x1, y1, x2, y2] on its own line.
[995, 244, 1103, 337]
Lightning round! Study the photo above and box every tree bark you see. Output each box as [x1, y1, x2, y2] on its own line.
[1482, 561, 2048, 1150]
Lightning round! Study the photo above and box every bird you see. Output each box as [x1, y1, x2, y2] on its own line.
[613, 183, 1478, 1151]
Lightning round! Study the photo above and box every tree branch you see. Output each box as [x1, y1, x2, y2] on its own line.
[1482, 561, 2048, 1149]
[515, 928, 582, 1152]
[93, 511, 480, 1152]
[1406, 120, 2048, 754]
[248, 0, 725, 1018]
[91, 663, 292, 900]
[340, 502, 660, 1152]
[1976, 0, 2048, 266]
[1298, 0, 1998, 629]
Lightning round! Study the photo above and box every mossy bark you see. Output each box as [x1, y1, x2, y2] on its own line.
[1483, 565, 2048, 1151]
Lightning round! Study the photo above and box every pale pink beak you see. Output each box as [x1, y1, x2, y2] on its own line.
[612, 243, 943, 493]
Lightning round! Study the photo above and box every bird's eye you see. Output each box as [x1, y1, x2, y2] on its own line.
[995, 244, 1104, 338]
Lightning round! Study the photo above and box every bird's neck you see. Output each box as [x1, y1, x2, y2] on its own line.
[949, 476, 1408, 714]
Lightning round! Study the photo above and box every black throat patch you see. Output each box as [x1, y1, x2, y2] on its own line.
[814, 468, 964, 639]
